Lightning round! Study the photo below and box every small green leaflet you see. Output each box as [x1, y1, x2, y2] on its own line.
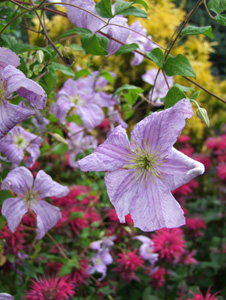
[133, 0, 148, 11]
[146, 48, 164, 68]
[59, 27, 92, 40]
[115, 43, 139, 55]
[81, 34, 109, 55]
[208, 0, 226, 15]
[215, 14, 226, 25]
[95, 0, 113, 18]
[114, 1, 133, 15]
[181, 26, 213, 39]
[163, 54, 196, 78]
[74, 69, 91, 80]
[113, 84, 143, 97]
[51, 62, 75, 77]
[120, 6, 147, 18]
[164, 86, 186, 109]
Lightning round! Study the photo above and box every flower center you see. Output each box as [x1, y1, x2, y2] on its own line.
[13, 134, 29, 149]
[95, 257, 101, 265]
[0, 77, 6, 102]
[124, 141, 167, 183]
[23, 189, 39, 206]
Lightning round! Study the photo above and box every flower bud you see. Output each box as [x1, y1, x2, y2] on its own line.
[48, 132, 68, 145]
[36, 50, 44, 64]
[196, 107, 210, 127]
[62, 46, 75, 66]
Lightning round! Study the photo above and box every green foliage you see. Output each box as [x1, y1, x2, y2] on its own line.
[163, 54, 196, 78]
[115, 43, 139, 55]
[146, 48, 164, 68]
[81, 34, 109, 55]
[181, 25, 213, 39]
[164, 86, 186, 109]
[95, 0, 113, 18]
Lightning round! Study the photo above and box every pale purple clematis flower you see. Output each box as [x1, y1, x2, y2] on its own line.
[142, 69, 174, 106]
[108, 106, 128, 133]
[0, 126, 43, 167]
[0, 293, 14, 300]
[67, 122, 97, 168]
[51, 78, 104, 130]
[0, 48, 47, 139]
[64, 0, 129, 55]
[87, 237, 114, 280]
[134, 235, 158, 265]
[126, 21, 157, 66]
[1, 167, 69, 239]
[77, 99, 205, 232]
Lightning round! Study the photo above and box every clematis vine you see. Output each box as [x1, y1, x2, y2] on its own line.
[77, 99, 205, 232]
[142, 69, 174, 106]
[0, 48, 47, 139]
[1, 167, 69, 239]
[0, 126, 43, 167]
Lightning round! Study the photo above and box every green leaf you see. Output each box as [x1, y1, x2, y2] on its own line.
[208, 0, 226, 15]
[95, 0, 113, 18]
[181, 25, 213, 39]
[74, 69, 91, 80]
[115, 43, 139, 55]
[51, 62, 75, 77]
[174, 83, 193, 92]
[59, 27, 92, 40]
[81, 34, 109, 55]
[215, 14, 226, 25]
[52, 143, 68, 155]
[0, 34, 17, 48]
[163, 54, 196, 78]
[100, 70, 115, 83]
[70, 43, 86, 53]
[113, 84, 143, 97]
[120, 6, 148, 18]
[164, 86, 186, 109]
[5, 11, 22, 30]
[133, 0, 148, 11]
[146, 48, 164, 68]
[70, 212, 84, 220]
[191, 90, 200, 100]
[39, 65, 57, 95]
[58, 262, 73, 277]
[22, 261, 36, 278]
[114, 0, 133, 15]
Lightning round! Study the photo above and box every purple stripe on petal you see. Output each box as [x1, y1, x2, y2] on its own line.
[1, 167, 33, 194]
[32, 200, 61, 239]
[129, 179, 185, 232]
[33, 170, 69, 198]
[0, 101, 35, 139]
[2, 197, 28, 233]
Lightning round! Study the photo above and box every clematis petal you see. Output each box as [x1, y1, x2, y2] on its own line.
[0, 100, 35, 139]
[100, 249, 113, 265]
[134, 235, 152, 244]
[50, 95, 74, 124]
[1, 167, 33, 194]
[2, 197, 28, 233]
[2, 65, 46, 109]
[161, 148, 205, 190]
[33, 170, 69, 198]
[77, 126, 130, 172]
[0, 47, 20, 71]
[0, 140, 24, 165]
[65, 0, 104, 33]
[0, 293, 14, 300]
[77, 103, 104, 130]
[32, 200, 61, 239]
[131, 99, 193, 154]
[129, 179, 185, 232]
[105, 169, 138, 222]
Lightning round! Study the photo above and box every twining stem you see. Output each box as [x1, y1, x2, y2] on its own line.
[46, 232, 69, 259]
[203, 0, 215, 20]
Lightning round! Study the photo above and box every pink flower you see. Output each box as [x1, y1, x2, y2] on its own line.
[152, 228, 186, 263]
[0, 225, 26, 255]
[187, 287, 219, 300]
[178, 135, 191, 143]
[25, 277, 75, 300]
[115, 250, 144, 282]
[186, 217, 206, 237]
[150, 267, 166, 289]
[217, 163, 226, 181]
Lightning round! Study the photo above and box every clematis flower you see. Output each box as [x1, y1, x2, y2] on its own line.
[50, 78, 104, 130]
[0, 293, 14, 300]
[142, 69, 174, 106]
[0, 126, 43, 167]
[77, 99, 204, 232]
[0, 48, 47, 139]
[64, 0, 129, 55]
[134, 235, 158, 264]
[1, 167, 69, 239]
[126, 21, 157, 65]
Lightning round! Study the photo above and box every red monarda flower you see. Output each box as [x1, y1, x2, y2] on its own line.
[217, 163, 226, 181]
[187, 287, 219, 300]
[186, 217, 206, 237]
[150, 267, 166, 289]
[152, 228, 186, 263]
[25, 277, 75, 300]
[115, 250, 144, 282]
[0, 225, 26, 255]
